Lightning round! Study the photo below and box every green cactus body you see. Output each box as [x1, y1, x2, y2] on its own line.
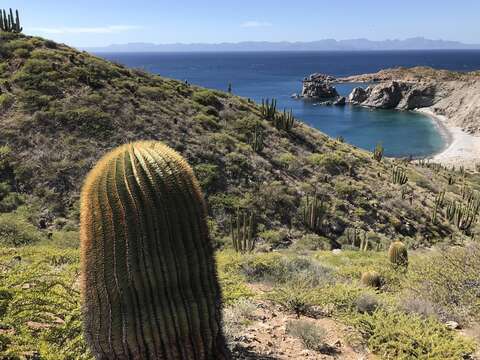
[373, 143, 384, 162]
[230, 209, 256, 253]
[80, 141, 229, 360]
[361, 271, 382, 289]
[392, 166, 408, 185]
[303, 194, 328, 234]
[388, 241, 408, 268]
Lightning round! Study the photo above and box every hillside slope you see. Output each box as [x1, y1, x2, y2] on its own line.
[0, 33, 478, 250]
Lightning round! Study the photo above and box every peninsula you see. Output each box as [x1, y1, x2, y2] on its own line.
[301, 67, 480, 168]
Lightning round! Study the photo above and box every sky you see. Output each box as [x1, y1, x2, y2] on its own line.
[9, 0, 480, 47]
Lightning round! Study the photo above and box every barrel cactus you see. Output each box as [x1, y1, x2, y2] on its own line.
[360, 271, 382, 289]
[388, 241, 408, 268]
[80, 141, 229, 359]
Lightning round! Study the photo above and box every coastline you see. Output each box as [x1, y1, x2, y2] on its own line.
[416, 108, 480, 169]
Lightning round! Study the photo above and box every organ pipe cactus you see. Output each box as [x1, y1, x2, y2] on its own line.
[303, 193, 328, 234]
[230, 209, 256, 253]
[273, 108, 295, 132]
[446, 201, 477, 232]
[392, 166, 408, 185]
[373, 142, 384, 162]
[388, 241, 408, 268]
[432, 190, 446, 224]
[0, 9, 22, 33]
[250, 124, 264, 153]
[361, 271, 382, 289]
[80, 141, 229, 359]
[260, 98, 277, 121]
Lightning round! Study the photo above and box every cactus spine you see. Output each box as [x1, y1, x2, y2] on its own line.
[373, 142, 384, 162]
[392, 166, 408, 185]
[388, 241, 408, 268]
[361, 271, 382, 289]
[80, 141, 229, 359]
[230, 209, 256, 253]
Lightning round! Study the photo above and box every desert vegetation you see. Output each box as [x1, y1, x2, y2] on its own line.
[0, 29, 479, 359]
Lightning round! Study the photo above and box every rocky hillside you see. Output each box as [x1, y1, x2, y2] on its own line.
[341, 67, 480, 133]
[0, 33, 478, 251]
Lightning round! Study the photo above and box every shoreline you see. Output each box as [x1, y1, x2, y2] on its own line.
[416, 108, 480, 169]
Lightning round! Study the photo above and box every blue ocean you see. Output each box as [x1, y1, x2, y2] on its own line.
[99, 50, 480, 157]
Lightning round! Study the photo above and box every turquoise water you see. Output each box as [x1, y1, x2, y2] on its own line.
[98, 51, 480, 157]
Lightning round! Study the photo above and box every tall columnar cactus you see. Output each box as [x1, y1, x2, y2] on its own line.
[361, 271, 382, 289]
[392, 166, 408, 185]
[260, 98, 277, 121]
[373, 142, 384, 162]
[388, 241, 408, 268]
[230, 209, 256, 253]
[273, 108, 295, 132]
[0, 9, 22, 33]
[80, 141, 229, 359]
[432, 190, 446, 224]
[250, 124, 264, 153]
[346, 227, 368, 251]
[446, 201, 477, 232]
[303, 194, 328, 234]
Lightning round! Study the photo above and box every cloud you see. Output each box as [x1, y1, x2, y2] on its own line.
[29, 25, 140, 35]
[240, 21, 272, 28]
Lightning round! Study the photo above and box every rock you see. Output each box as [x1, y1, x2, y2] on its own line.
[332, 249, 342, 255]
[291, 93, 300, 99]
[397, 84, 436, 110]
[302, 73, 339, 99]
[334, 96, 346, 106]
[362, 81, 408, 109]
[302, 80, 339, 99]
[445, 321, 460, 330]
[348, 87, 369, 104]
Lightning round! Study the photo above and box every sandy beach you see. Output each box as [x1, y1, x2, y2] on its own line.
[416, 108, 480, 170]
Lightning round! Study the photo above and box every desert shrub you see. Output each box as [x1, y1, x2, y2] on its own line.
[353, 310, 475, 359]
[267, 281, 316, 317]
[240, 253, 333, 286]
[308, 152, 349, 175]
[194, 163, 220, 193]
[0, 93, 14, 110]
[258, 229, 289, 248]
[334, 181, 360, 201]
[276, 152, 298, 170]
[409, 243, 480, 323]
[0, 213, 44, 246]
[48, 230, 80, 249]
[355, 293, 380, 314]
[193, 113, 219, 129]
[286, 319, 327, 352]
[292, 234, 331, 251]
[398, 294, 437, 319]
[192, 89, 223, 109]
[137, 85, 165, 100]
[223, 298, 257, 343]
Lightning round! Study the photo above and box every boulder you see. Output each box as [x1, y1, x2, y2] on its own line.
[302, 80, 339, 99]
[334, 96, 346, 106]
[348, 87, 369, 104]
[397, 84, 436, 110]
[362, 81, 408, 109]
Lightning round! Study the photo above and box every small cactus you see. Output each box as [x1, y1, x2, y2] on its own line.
[250, 124, 264, 153]
[388, 241, 408, 268]
[392, 166, 408, 185]
[361, 271, 382, 289]
[373, 142, 384, 162]
[80, 141, 229, 359]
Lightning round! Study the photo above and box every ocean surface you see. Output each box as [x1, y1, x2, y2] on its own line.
[99, 50, 480, 157]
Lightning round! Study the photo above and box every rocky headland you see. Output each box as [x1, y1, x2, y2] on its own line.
[301, 67, 480, 168]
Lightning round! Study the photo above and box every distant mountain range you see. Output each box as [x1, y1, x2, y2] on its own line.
[84, 37, 480, 52]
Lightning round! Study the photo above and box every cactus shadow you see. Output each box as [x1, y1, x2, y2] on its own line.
[231, 344, 279, 359]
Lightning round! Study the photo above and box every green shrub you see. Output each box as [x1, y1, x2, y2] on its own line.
[192, 89, 223, 109]
[353, 310, 475, 359]
[308, 152, 349, 175]
[293, 234, 331, 251]
[286, 320, 327, 352]
[0, 213, 44, 246]
[193, 113, 219, 129]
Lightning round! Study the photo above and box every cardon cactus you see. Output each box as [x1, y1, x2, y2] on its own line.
[388, 241, 408, 268]
[80, 141, 229, 359]
[361, 271, 382, 289]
